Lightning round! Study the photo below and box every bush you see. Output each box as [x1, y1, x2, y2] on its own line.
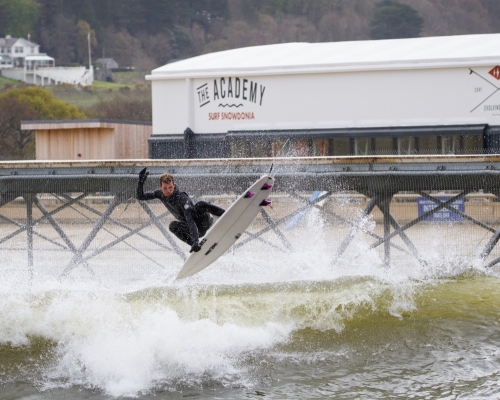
[0, 87, 85, 120]
[0, 87, 86, 159]
[84, 93, 152, 122]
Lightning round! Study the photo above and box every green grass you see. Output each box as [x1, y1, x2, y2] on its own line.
[0, 75, 25, 91]
[0, 71, 151, 110]
[45, 81, 150, 109]
[90, 80, 130, 89]
[112, 70, 150, 85]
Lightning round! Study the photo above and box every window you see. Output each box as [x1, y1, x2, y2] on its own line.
[374, 137, 393, 154]
[312, 139, 329, 156]
[230, 138, 271, 157]
[289, 140, 311, 157]
[15, 46, 23, 53]
[271, 139, 311, 157]
[331, 138, 350, 155]
[397, 137, 416, 155]
[416, 136, 438, 154]
[249, 140, 270, 157]
[354, 138, 372, 155]
[441, 136, 460, 154]
[271, 140, 289, 157]
[230, 140, 247, 158]
[462, 135, 482, 154]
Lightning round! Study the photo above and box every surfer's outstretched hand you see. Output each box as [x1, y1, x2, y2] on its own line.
[138, 167, 149, 184]
[190, 241, 202, 253]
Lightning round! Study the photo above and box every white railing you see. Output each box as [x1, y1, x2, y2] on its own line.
[2, 66, 94, 86]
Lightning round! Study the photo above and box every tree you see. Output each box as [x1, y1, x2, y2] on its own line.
[75, 20, 97, 66]
[37, 12, 76, 65]
[0, 88, 85, 159]
[482, 0, 500, 27]
[100, 28, 149, 68]
[136, 31, 174, 67]
[0, 1, 10, 37]
[0, 87, 85, 120]
[171, 27, 193, 59]
[370, 0, 423, 40]
[0, 0, 38, 38]
[0, 97, 39, 159]
[84, 90, 152, 121]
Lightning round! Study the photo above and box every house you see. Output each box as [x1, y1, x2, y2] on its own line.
[96, 58, 119, 70]
[0, 35, 41, 68]
[95, 58, 118, 81]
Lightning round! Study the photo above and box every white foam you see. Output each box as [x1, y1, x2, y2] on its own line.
[0, 288, 292, 397]
[1, 206, 499, 397]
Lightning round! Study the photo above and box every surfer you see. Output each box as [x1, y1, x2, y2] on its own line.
[136, 168, 225, 253]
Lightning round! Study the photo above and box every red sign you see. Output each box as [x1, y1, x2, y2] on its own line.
[489, 66, 500, 80]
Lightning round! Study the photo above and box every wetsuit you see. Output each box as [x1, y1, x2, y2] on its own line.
[136, 181, 225, 250]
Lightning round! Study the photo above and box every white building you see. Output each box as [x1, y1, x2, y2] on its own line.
[0, 35, 93, 86]
[0, 35, 41, 68]
[146, 33, 500, 158]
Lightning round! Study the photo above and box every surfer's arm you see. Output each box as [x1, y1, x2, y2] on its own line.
[136, 167, 157, 201]
[136, 182, 157, 201]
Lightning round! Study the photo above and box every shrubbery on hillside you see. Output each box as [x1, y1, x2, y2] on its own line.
[0, 87, 86, 159]
[84, 88, 152, 122]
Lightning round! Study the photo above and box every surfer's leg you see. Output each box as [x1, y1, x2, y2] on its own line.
[191, 201, 224, 238]
[194, 201, 225, 217]
[169, 221, 193, 245]
[195, 213, 212, 237]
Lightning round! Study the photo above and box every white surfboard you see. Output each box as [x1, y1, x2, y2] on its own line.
[176, 175, 274, 279]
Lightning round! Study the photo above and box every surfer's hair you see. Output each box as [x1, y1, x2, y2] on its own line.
[159, 173, 174, 185]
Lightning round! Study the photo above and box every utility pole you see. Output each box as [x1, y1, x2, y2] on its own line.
[87, 33, 92, 68]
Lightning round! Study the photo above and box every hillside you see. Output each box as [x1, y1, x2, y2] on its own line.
[1, 0, 499, 162]
[1, 0, 499, 71]
[0, 72, 150, 108]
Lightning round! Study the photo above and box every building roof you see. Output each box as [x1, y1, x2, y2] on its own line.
[148, 33, 500, 80]
[96, 58, 119, 68]
[0, 37, 39, 47]
[25, 55, 54, 61]
[21, 119, 152, 131]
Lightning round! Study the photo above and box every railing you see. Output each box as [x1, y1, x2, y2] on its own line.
[2, 156, 500, 281]
[2, 66, 93, 86]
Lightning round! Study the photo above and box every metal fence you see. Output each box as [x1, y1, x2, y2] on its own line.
[2, 156, 500, 281]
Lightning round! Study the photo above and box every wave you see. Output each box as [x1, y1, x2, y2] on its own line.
[2, 270, 500, 397]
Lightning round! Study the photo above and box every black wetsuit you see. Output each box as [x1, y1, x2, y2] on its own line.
[136, 182, 224, 247]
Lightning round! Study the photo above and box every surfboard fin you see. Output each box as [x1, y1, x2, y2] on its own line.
[259, 199, 272, 206]
[244, 191, 255, 198]
[262, 183, 272, 190]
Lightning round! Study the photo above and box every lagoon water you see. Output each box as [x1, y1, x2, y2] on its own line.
[2, 209, 500, 399]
